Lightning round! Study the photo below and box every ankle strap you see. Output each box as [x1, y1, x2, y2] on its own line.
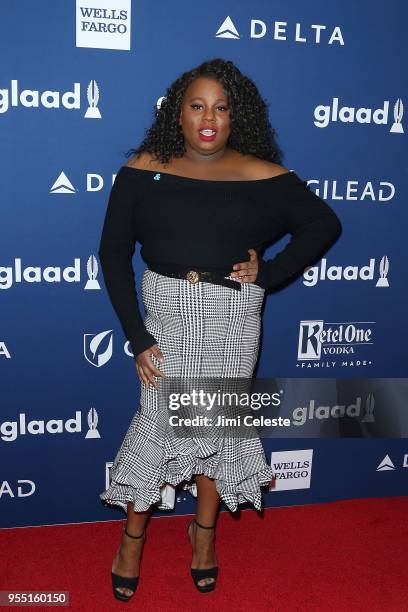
[123, 525, 145, 539]
[194, 518, 215, 530]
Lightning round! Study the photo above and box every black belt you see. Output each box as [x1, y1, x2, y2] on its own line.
[149, 267, 242, 291]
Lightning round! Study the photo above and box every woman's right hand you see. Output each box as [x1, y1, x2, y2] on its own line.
[135, 344, 166, 389]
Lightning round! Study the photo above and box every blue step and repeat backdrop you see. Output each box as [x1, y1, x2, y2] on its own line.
[1, 1, 407, 528]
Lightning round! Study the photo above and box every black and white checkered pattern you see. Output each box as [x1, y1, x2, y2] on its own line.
[100, 269, 275, 513]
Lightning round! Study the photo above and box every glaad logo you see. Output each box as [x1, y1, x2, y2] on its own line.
[376, 453, 408, 471]
[292, 392, 375, 426]
[314, 97, 404, 132]
[303, 256, 390, 287]
[49, 171, 116, 194]
[215, 15, 344, 45]
[0, 256, 101, 290]
[297, 320, 374, 369]
[76, 0, 131, 51]
[84, 330, 113, 367]
[270, 449, 313, 491]
[0, 410, 100, 442]
[0, 80, 101, 118]
[0, 480, 36, 499]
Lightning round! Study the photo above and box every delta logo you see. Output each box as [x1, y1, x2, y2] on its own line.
[215, 15, 344, 45]
[376, 454, 408, 471]
[0, 79, 102, 118]
[49, 170, 117, 194]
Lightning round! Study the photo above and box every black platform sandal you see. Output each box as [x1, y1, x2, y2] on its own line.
[111, 524, 146, 602]
[187, 518, 218, 593]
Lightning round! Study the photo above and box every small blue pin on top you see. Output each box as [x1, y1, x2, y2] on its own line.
[154, 173, 161, 181]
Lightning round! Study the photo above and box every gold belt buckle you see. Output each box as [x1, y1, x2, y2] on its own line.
[186, 270, 199, 284]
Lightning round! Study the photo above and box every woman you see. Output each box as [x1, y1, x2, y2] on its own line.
[98, 58, 342, 600]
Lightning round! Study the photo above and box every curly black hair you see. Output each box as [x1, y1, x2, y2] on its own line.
[127, 58, 284, 165]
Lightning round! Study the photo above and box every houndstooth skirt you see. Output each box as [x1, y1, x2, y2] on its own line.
[100, 268, 275, 513]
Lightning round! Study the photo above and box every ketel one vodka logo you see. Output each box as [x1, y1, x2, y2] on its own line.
[85, 407, 101, 439]
[84, 330, 113, 367]
[297, 320, 373, 360]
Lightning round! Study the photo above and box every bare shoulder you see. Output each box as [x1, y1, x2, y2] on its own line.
[247, 158, 291, 180]
[229, 152, 290, 180]
[125, 151, 161, 171]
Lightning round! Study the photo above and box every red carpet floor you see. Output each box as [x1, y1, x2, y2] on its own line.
[1, 496, 407, 611]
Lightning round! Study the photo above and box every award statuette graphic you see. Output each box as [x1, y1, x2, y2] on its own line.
[85, 407, 101, 439]
[375, 255, 389, 287]
[361, 392, 375, 423]
[390, 98, 403, 133]
[84, 79, 101, 119]
[84, 255, 101, 290]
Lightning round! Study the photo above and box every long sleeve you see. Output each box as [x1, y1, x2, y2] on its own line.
[98, 169, 158, 359]
[255, 174, 342, 290]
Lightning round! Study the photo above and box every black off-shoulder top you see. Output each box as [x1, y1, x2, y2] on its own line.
[98, 167, 342, 358]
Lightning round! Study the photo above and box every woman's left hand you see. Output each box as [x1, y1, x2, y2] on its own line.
[230, 248, 259, 283]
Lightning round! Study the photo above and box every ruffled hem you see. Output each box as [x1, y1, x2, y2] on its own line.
[100, 436, 275, 513]
[100, 395, 276, 513]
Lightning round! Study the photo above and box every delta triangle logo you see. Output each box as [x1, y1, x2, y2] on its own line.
[215, 16, 240, 39]
[376, 454, 395, 471]
[50, 171, 76, 194]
